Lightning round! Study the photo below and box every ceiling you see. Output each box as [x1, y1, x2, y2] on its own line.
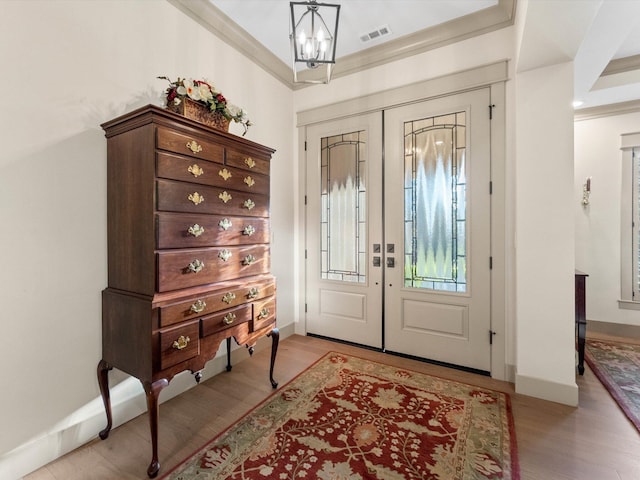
[170, 0, 640, 110]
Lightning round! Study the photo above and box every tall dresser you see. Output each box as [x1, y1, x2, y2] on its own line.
[97, 105, 278, 478]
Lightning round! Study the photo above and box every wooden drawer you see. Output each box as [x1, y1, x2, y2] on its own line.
[156, 126, 223, 163]
[158, 276, 276, 327]
[201, 303, 252, 337]
[157, 245, 270, 292]
[159, 320, 200, 370]
[157, 179, 269, 217]
[157, 151, 269, 195]
[157, 213, 269, 249]
[226, 148, 270, 176]
[252, 296, 276, 331]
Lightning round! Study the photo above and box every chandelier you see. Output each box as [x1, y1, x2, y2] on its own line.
[290, 1, 341, 84]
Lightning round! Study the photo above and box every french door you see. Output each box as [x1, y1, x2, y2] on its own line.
[305, 112, 383, 348]
[305, 88, 492, 371]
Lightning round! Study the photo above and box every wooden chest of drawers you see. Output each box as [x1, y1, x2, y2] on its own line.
[96, 105, 278, 478]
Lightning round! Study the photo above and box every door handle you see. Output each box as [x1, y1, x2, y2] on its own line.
[387, 257, 395, 268]
[373, 256, 381, 267]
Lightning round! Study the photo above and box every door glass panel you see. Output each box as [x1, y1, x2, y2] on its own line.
[403, 111, 467, 292]
[321, 131, 367, 283]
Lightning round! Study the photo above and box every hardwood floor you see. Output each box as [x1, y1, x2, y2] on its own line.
[25, 334, 640, 480]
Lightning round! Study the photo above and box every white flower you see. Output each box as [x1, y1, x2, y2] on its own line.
[198, 83, 213, 101]
[183, 79, 201, 101]
[173, 97, 181, 105]
[227, 103, 241, 117]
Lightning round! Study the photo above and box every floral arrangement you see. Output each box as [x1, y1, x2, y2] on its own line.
[158, 76, 252, 135]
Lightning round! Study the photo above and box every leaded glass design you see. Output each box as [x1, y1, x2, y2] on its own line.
[404, 112, 467, 292]
[320, 131, 367, 283]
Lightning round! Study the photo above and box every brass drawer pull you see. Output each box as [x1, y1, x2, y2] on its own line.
[219, 249, 232, 262]
[187, 259, 205, 273]
[190, 299, 206, 313]
[244, 157, 256, 169]
[188, 192, 204, 205]
[188, 224, 205, 237]
[223, 312, 236, 325]
[186, 141, 202, 154]
[188, 164, 204, 177]
[247, 287, 259, 299]
[222, 292, 236, 304]
[258, 308, 270, 320]
[219, 168, 232, 181]
[219, 191, 232, 203]
[219, 218, 232, 230]
[172, 335, 190, 350]
[244, 176, 255, 188]
[243, 199, 255, 210]
[243, 254, 256, 266]
[242, 225, 256, 236]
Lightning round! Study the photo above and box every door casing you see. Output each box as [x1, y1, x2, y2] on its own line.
[295, 61, 508, 380]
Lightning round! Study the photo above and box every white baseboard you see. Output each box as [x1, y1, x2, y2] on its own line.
[1, 323, 294, 480]
[515, 372, 579, 406]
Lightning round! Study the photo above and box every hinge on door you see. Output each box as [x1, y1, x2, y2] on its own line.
[489, 257, 493, 269]
[305, 303, 308, 313]
[304, 141, 307, 151]
[305, 249, 307, 259]
[489, 330, 496, 345]
[304, 195, 307, 205]
[489, 181, 493, 194]
[489, 104, 496, 120]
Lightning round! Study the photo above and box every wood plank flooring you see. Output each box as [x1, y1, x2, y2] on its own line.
[25, 334, 640, 480]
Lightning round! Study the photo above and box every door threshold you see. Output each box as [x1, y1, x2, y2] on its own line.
[385, 349, 490, 377]
[306, 333, 383, 353]
[306, 333, 490, 377]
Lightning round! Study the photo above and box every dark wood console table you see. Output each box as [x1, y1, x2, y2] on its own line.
[575, 270, 588, 375]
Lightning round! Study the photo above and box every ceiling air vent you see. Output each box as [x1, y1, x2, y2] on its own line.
[360, 25, 392, 43]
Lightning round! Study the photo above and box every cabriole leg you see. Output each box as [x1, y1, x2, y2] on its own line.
[268, 327, 279, 388]
[97, 359, 113, 440]
[142, 378, 169, 478]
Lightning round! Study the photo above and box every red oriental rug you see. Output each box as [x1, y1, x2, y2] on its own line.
[161, 352, 519, 479]
[585, 338, 640, 432]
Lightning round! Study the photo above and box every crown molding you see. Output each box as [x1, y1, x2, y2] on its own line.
[574, 99, 640, 121]
[602, 54, 640, 77]
[166, 0, 293, 87]
[167, 0, 516, 90]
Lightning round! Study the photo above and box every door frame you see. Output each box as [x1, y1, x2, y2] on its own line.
[295, 61, 508, 380]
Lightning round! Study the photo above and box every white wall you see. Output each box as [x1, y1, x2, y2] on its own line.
[0, 0, 294, 475]
[575, 110, 640, 326]
[514, 61, 578, 406]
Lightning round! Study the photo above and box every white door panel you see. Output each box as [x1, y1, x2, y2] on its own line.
[305, 113, 383, 348]
[384, 89, 492, 372]
[304, 89, 492, 371]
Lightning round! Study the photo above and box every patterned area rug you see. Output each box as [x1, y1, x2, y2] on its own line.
[585, 338, 640, 432]
[161, 352, 519, 479]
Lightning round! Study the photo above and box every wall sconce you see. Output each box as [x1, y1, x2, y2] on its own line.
[290, 1, 340, 84]
[582, 177, 591, 206]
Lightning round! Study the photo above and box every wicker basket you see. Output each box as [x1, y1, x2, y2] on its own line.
[167, 97, 230, 132]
